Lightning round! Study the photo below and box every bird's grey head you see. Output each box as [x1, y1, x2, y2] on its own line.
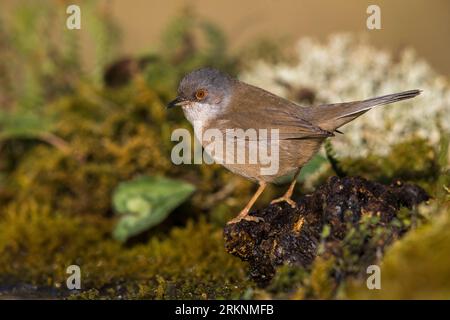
[167, 68, 234, 124]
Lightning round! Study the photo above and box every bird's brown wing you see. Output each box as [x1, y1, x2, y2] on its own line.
[210, 81, 333, 140]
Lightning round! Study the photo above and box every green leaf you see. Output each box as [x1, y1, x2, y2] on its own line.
[112, 176, 196, 242]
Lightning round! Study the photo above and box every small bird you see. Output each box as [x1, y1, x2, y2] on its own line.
[168, 68, 421, 224]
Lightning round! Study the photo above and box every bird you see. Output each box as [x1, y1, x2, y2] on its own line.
[167, 67, 421, 224]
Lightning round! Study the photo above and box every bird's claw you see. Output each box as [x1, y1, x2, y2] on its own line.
[227, 214, 264, 225]
[271, 196, 297, 208]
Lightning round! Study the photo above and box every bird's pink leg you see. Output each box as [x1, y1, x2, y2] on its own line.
[271, 168, 302, 208]
[227, 181, 267, 224]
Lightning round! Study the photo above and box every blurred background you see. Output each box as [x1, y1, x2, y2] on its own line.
[97, 0, 450, 76]
[3, 0, 450, 75]
[0, 0, 449, 299]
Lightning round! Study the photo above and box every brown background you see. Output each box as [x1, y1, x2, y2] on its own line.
[5, 0, 450, 75]
[112, 0, 450, 75]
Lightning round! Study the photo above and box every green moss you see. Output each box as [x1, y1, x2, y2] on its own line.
[344, 202, 450, 299]
[309, 257, 336, 299]
[0, 200, 251, 299]
[340, 137, 440, 186]
[265, 265, 308, 297]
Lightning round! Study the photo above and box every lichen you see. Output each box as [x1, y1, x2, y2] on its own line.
[240, 34, 450, 158]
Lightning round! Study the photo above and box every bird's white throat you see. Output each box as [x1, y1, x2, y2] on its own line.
[182, 102, 224, 137]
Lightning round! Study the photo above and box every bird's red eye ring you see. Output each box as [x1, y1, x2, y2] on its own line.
[195, 89, 207, 100]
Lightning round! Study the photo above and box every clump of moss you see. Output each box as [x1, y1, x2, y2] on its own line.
[0, 200, 111, 289]
[339, 137, 440, 186]
[344, 201, 450, 299]
[0, 200, 251, 299]
[261, 258, 337, 300]
[7, 90, 172, 216]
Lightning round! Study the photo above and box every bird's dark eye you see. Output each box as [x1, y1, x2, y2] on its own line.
[195, 89, 207, 100]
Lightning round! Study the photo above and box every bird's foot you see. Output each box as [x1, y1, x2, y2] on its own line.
[271, 196, 297, 208]
[227, 212, 264, 225]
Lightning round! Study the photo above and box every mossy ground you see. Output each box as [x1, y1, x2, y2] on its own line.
[0, 200, 251, 299]
[0, 129, 447, 299]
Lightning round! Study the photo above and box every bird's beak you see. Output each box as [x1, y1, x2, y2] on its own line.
[167, 97, 187, 109]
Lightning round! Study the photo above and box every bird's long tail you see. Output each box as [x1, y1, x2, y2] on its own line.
[309, 89, 421, 131]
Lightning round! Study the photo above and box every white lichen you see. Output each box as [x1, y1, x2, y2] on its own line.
[240, 34, 450, 159]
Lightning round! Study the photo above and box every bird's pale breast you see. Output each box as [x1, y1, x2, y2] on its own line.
[200, 122, 324, 183]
